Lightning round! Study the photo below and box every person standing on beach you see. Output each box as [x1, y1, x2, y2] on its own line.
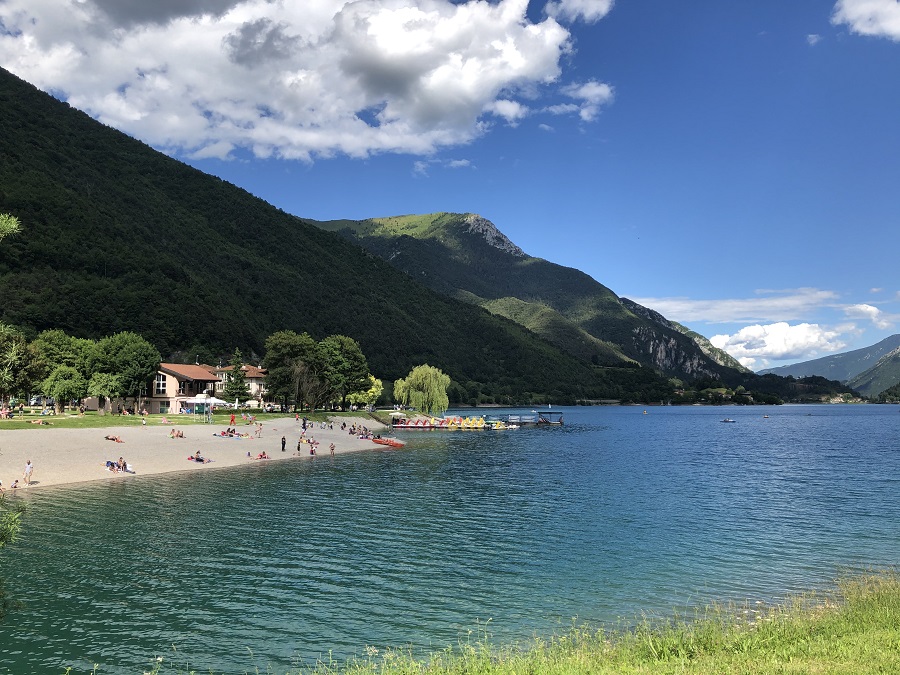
[230, 412, 236, 427]
[281, 435, 286, 452]
[23, 460, 34, 485]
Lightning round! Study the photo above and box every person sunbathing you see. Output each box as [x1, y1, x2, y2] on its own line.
[191, 451, 210, 464]
[105, 434, 123, 442]
[255, 451, 269, 460]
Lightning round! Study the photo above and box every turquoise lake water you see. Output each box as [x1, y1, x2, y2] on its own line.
[1, 404, 898, 674]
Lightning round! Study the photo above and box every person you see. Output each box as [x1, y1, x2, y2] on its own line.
[297, 438, 302, 454]
[256, 451, 269, 460]
[309, 444, 316, 456]
[23, 460, 34, 485]
[193, 450, 208, 463]
[106, 460, 119, 473]
[330, 442, 335, 457]
[141, 417, 147, 428]
[11, 479, 19, 489]
[105, 434, 123, 443]
[230, 412, 235, 426]
[281, 435, 286, 452]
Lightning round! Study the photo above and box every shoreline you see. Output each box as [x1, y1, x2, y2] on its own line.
[0, 415, 388, 492]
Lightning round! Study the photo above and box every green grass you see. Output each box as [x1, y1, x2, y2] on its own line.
[132, 571, 900, 675]
[0, 409, 384, 431]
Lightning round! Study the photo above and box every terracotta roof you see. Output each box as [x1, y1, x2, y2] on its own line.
[159, 363, 220, 381]
[216, 364, 267, 378]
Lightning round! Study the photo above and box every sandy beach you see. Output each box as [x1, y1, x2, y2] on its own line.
[0, 416, 388, 491]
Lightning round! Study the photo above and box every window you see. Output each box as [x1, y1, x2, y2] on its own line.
[155, 374, 166, 395]
[178, 380, 186, 395]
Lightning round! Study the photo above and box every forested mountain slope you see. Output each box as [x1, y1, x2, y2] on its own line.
[0, 66, 666, 401]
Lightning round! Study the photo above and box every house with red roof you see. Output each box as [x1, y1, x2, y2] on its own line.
[147, 363, 222, 415]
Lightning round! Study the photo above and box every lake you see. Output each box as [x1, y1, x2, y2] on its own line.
[1, 404, 898, 674]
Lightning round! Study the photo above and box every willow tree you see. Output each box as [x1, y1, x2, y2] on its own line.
[394, 365, 450, 416]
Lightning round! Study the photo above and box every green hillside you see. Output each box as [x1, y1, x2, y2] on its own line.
[0, 67, 663, 402]
[316, 213, 738, 381]
[846, 347, 900, 397]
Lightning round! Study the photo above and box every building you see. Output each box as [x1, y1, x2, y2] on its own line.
[210, 364, 268, 404]
[147, 363, 222, 415]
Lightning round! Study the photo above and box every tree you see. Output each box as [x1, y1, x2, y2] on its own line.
[222, 349, 251, 403]
[91, 332, 161, 409]
[347, 374, 383, 410]
[393, 364, 451, 415]
[0, 214, 20, 242]
[87, 372, 123, 415]
[0, 323, 44, 405]
[319, 335, 370, 410]
[262, 330, 319, 407]
[42, 365, 87, 413]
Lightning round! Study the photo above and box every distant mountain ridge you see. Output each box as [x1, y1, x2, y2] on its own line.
[760, 334, 900, 396]
[314, 213, 745, 382]
[846, 346, 900, 397]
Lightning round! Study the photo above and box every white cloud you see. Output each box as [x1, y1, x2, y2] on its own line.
[806, 33, 822, 45]
[844, 303, 892, 329]
[631, 288, 840, 324]
[832, 0, 900, 41]
[412, 157, 473, 176]
[710, 322, 848, 369]
[0, 0, 614, 161]
[485, 99, 529, 125]
[560, 80, 614, 121]
[546, 0, 614, 24]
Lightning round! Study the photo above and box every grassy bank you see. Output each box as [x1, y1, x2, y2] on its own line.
[0, 409, 381, 431]
[139, 571, 899, 675]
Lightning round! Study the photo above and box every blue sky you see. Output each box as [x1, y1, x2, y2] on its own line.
[2, 0, 899, 370]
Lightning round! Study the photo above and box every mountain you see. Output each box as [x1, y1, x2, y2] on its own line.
[0, 66, 669, 403]
[759, 335, 900, 384]
[846, 346, 900, 397]
[314, 213, 742, 382]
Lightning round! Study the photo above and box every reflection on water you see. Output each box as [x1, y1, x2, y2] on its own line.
[1, 405, 898, 674]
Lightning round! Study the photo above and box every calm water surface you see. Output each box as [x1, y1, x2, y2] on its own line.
[1, 405, 898, 673]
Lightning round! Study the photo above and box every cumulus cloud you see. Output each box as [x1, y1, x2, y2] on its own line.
[631, 288, 841, 324]
[845, 303, 892, 329]
[546, 0, 614, 24]
[806, 33, 822, 45]
[0, 0, 613, 161]
[710, 322, 848, 370]
[832, 0, 900, 41]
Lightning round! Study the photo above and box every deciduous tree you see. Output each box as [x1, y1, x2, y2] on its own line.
[394, 364, 450, 415]
[42, 365, 87, 413]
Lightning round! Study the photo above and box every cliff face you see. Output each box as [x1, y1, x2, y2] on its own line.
[463, 213, 525, 258]
[621, 297, 749, 374]
[630, 325, 721, 379]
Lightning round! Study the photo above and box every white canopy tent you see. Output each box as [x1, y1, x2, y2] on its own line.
[180, 395, 229, 422]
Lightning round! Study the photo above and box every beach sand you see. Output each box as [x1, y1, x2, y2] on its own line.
[0, 416, 388, 491]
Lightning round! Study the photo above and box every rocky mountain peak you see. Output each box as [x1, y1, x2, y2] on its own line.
[463, 214, 526, 258]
